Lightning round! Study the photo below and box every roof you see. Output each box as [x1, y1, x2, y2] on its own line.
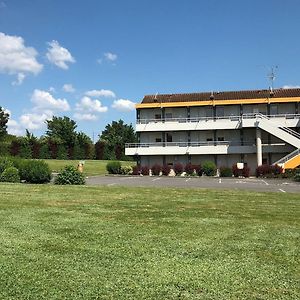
[141, 88, 300, 104]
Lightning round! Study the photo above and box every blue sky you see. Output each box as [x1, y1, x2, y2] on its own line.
[0, 0, 299, 139]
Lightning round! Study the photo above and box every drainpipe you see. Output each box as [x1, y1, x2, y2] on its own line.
[256, 128, 262, 166]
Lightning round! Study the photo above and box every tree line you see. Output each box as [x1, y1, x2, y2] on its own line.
[0, 106, 136, 160]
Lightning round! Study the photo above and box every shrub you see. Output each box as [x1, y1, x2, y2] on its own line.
[19, 160, 51, 183]
[294, 171, 300, 182]
[0, 157, 13, 174]
[55, 165, 85, 185]
[194, 165, 202, 176]
[184, 163, 196, 175]
[202, 161, 217, 176]
[151, 164, 162, 176]
[106, 161, 122, 174]
[220, 166, 232, 177]
[232, 164, 250, 178]
[120, 165, 133, 175]
[0, 167, 20, 183]
[256, 164, 283, 178]
[132, 165, 141, 175]
[162, 164, 171, 176]
[141, 165, 150, 176]
[174, 163, 184, 175]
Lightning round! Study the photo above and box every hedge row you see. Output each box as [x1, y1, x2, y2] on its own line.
[0, 157, 51, 183]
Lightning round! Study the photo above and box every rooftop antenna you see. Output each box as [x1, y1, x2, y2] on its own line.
[268, 66, 278, 93]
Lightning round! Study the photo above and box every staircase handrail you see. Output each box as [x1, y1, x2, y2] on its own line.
[274, 148, 300, 164]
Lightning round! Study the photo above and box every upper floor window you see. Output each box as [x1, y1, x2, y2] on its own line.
[216, 106, 224, 117]
[205, 107, 213, 118]
[270, 105, 278, 115]
[165, 113, 173, 119]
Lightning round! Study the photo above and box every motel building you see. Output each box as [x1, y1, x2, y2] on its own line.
[125, 88, 300, 174]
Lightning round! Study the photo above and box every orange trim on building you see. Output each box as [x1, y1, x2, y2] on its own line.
[135, 97, 300, 109]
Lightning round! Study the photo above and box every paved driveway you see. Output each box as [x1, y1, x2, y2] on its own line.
[86, 175, 300, 193]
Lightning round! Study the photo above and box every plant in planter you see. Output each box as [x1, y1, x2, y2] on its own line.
[162, 164, 171, 176]
[141, 165, 150, 176]
[151, 164, 162, 176]
[174, 162, 184, 175]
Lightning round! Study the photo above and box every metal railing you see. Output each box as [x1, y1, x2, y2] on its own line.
[137, 113, 300, 124]
[274, 148, 300, 164]
[125, 141, 257, 148]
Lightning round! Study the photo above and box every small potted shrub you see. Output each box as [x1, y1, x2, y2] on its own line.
[202, 161, 217, 176]
[162, 164, 171, 176]
[219, 166, 232, 177]
[141, 165, 150, 176]
[132, 165, 141, 175]
[174, 162, 183, 175]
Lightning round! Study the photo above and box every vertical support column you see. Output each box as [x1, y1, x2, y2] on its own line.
[163, 155, 166, 165]
[187, 131, 191, 146]
[136, 109, 140, 122]
[137, 132, 141, 143]
[214, 130, 217, 146]
[161, 107, 165, 122]
[256, 128, 262, 166]
[240, 129, 244, 146]
[187, 106, 190, 121]
[162, 132, 165, 147]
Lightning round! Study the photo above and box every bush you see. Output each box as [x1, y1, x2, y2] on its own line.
[232, 164, 250, 178]
[55, 165, 85, 185]
[120, 165, 133, 175]
[151, 164, 161, 176]
[256, 164, 283, 178]
[0, 157, 13, 174]
[19, 160, 51, 183]
[219, 166, 232, 177]
[294, 171, 300, 182]
[141, 165, 150, 176]
[106, 161, 122, 174]
[194, 165, 202, 176]
[184, 163, 196, 175]
[162, 165, 171, 176]
[132, 165, 141, 175]
[0, 167, 20, 183]
[202, 161, 217, 176]
[174, 163, 184, 175]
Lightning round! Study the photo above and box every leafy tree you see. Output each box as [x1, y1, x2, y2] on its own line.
[99, 119, 136, 160]
[46, 116, 77, 147]
[0, 107, 9, 139]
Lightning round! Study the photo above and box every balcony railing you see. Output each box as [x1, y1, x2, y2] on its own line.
[137, 113, 300, 124]
[125, 141, 258, 148]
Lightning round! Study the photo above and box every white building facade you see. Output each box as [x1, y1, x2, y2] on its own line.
[125, 88, 300, 173]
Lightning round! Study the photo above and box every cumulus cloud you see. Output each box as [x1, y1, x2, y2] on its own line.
[46, 40, 75, 69]
[282, 85, 300, 89]
[62, 83, 75, 93]
[20, 111, 53, 130]
[112, 99, 136, 112]
[85, 89, 115, 98]
[0, 32, 43, 84]
[7, 119, 23, 136]
[73, 113, 98, 121]
[97, 52, 118, 64]
[31, 89, 70, 112]
[75, 96, 108, 113]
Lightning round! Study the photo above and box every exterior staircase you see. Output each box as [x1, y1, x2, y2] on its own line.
[255, 114, 300, 169]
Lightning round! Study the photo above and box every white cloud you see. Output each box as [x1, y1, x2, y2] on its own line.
[112, 99, 136, 112]
[7, 119, 23, 136]
[20, 111, 52, 130]
[62, 83, 75, 93]
[12, 72, 25, 86]
[282, 85, 300, 89]
[0, 32, 43, 84]
[46, 40, 75, 70]
[73, 113, 98, 121]
[75, 96, 108, 113]
[85, 89, 115, 98]
[49, 86, 56, 93]
[31, 89, 70, 111]
[104, 52, 117, 61]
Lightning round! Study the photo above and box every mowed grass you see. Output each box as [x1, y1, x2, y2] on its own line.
[45, 159, 136, 176]
[0, 184, 299, 299]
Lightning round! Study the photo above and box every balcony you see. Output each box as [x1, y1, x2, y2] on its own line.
[125, 140, 293, 156]
[136, 114, 300, 132]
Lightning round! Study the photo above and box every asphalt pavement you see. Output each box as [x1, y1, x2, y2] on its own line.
[86, 175, 300, 193]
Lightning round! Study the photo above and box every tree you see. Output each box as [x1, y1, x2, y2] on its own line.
[0, 107, 9, 140]
[99, 119, 136, 160]
[46, 116, 77, 147]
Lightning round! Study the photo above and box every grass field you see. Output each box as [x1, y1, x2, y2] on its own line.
[0, 184, 299, 299]
[45, 159, 136, 176]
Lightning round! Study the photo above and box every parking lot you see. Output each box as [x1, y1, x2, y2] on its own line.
[86, 175, 300, 193]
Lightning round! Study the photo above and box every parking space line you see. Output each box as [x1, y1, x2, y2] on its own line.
[279, 189, 286, 193]
[261, 180, 269, 186]
[152, 178, 160, 182]
[185, 178, 191, 182]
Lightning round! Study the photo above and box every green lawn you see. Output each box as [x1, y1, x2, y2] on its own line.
[44, 159, 136, 176]
[0, 184, 299, 299]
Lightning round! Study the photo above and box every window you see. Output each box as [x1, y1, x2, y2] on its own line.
[166, 133, 172, 142]
[206, 138, 213, 142]
[205, 107, 213, 118]
[155, 114, 161, 120]
[217, 137, 225, 141]
[155, 138, 162, 143]
[165, 113, 172, 119]
[270, 105, 278, 115]
[216, 106, 224, 117]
